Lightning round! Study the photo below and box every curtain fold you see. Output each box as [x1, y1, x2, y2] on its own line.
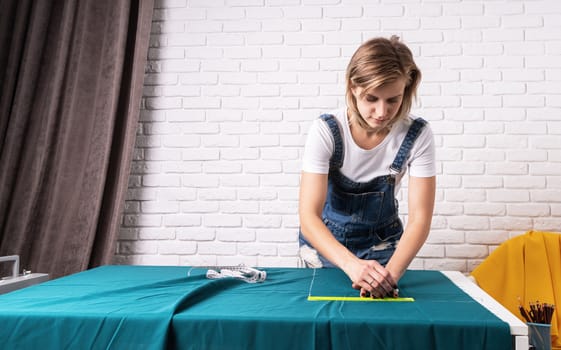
[0, 0, 154, 278]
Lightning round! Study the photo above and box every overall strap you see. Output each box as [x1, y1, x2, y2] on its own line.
[389, 118, 427, 174]
[320, 114, 344, 169]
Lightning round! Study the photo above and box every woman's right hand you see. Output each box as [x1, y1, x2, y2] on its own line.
[344, 258, 397, 298]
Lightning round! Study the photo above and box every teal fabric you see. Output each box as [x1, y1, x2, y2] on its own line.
[306, 269, 511, 350]
[172, 268, 511, 350]
[0, 266, 191, 349]
[0, 266, 511, 350]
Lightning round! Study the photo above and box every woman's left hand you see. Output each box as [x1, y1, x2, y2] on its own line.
[349, 259, 398, 298]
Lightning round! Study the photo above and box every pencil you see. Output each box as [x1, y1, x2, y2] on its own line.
[518, 300, 556, 324]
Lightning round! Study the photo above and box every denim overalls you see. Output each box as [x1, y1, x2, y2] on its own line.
[299, 114, 427, 268]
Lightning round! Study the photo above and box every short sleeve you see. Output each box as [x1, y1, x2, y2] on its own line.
[301, 118, 334, 174]
[408, 122, 436, 177]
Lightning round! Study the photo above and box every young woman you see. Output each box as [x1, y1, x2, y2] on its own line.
[298, 36, 436, 298]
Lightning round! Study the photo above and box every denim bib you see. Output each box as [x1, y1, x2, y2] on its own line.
[299, 114, 427, 268]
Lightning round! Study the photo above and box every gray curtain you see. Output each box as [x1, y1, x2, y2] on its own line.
[0, 0, 154, 278]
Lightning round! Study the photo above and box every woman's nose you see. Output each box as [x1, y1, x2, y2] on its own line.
[375, 102, 390, 117]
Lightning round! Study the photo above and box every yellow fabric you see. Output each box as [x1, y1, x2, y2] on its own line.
[471, 231, 561, 348]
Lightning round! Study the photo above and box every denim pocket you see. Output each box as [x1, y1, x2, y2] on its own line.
[373, 218, 403, 242]
[329, 186, 384, 224]
[344, 219, 403, 252]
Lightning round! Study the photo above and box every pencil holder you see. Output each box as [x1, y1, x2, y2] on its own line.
[527, 322, 551, 350]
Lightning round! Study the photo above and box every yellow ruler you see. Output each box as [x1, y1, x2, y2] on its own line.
[308, 296, 414, 302]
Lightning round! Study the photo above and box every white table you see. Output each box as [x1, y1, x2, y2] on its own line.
[442, 271, 528, 350]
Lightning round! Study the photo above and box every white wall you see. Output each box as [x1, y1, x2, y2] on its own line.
[115, 0, 561, 272]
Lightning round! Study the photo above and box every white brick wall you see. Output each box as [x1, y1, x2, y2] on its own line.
[115, 0, 561, 272]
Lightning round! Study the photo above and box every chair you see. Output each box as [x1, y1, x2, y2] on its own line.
[471, 230, 561, 349]
[0, 255, 49, 294]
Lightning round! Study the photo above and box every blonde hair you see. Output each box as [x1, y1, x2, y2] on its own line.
[346, 35, 421, 130]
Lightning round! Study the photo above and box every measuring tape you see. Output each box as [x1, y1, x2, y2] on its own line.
[188, 265, 267, 283]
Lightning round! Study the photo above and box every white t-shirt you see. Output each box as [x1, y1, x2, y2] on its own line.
[302, 108, 436, 189]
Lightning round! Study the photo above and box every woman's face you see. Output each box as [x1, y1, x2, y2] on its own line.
[351, 78, 406, 133]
